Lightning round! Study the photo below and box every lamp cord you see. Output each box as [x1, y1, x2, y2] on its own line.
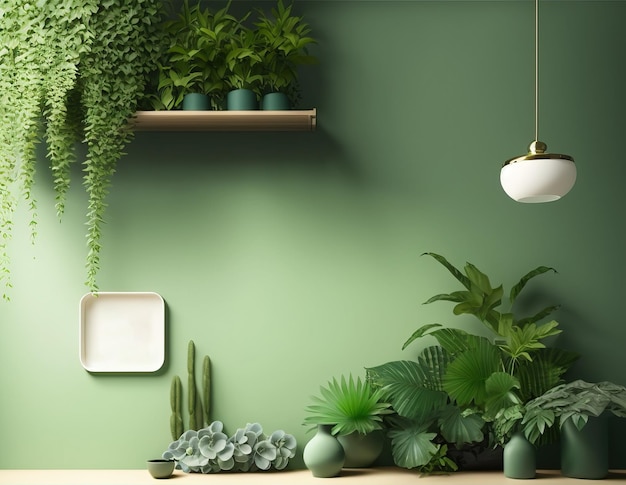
[535, 0, 539, 142]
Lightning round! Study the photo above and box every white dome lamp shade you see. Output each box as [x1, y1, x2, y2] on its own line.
[500, 0, 576, 203]
[501, 141, 576, 203]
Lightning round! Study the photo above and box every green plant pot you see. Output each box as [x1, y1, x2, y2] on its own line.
[503, 432, 536, 479]
[261, 92, 290, 110]
[303, 425, 345, 478]
[182, 93, 210, 111]
[226, 89, 258, 110]
[337, 430, 384, 468]
[146, 459, 174, 479]
[561, 415, 608, 479]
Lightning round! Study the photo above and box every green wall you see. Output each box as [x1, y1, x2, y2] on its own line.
[1, 0, 625, 470]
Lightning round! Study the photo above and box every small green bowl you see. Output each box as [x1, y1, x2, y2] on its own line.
[147, 459, 175, 479]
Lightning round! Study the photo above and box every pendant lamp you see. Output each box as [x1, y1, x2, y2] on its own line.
[500, 0, 576, 203]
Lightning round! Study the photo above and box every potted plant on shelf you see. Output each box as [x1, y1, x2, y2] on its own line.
[303, 374, 393, 468]
[254, 0, 318, 110]
[148, 0, 238, 111]
[521, 379, 626, 479]
[366, 252, 578, 474]
[223, 23, 264, 110]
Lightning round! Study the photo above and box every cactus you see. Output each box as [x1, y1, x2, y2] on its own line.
[202, 355, 211, 424]
[169, 339, 213, 434]
[170, 375, 183, 440]
[187, 340, 199, 430]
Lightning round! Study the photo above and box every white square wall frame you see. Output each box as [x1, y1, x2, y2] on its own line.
[79, 292, 165, 373]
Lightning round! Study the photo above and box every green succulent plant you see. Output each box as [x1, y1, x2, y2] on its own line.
[367, 252, 579, 473]
[304, 374, 392, 436]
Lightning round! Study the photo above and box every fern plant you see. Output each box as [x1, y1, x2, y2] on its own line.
[367, 252, 579, 472]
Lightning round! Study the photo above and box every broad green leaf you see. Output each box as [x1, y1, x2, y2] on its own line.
[421, 252, 471, 290]
[517, 305, 560, 327]
[388, 423, 439, 469]
[484, 372, 521, 417]
[464, 262, 493, 295]
[509, 266, 557, 304]
[402, 324, 442, 350]
[438, 405, 485, 446]
[367, 358, 449, 420]
[443, 338, 502, 406]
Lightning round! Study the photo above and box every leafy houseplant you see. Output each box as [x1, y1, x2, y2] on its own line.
[303, 374, 392, 467]
[522, 380, 626, 443]
[223, 24, 264, 109]
[521, 380, 626, 479]
[148, 0, 238, 110]
[0, 0, 164, 296]
[366, 252, 578, 473]
[304, 374, 392, 436]
[254, 0, 318, 108]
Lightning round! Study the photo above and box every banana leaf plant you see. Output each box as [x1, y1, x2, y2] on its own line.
[366, 252, 579, 473]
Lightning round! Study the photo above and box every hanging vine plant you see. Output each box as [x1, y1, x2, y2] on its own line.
[0, 0, 165, 298]
[75, 0, 165, 291]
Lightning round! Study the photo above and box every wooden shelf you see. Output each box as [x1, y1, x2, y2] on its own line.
[129, 109, 316, 132]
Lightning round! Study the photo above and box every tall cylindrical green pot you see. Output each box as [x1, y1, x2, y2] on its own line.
[182, 93, 210, 110]
[503, 432, 536, 479]
[561, 415, 608, 479]
[303, 425, 345, 478]
[337, 430, 384, 468]
[226, 89, 258, 110]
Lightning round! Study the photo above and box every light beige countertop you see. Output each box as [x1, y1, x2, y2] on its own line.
[1, 468, 625, 484]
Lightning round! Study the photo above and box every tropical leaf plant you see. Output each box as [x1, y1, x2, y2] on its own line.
[366, 252, 579, 473]
[303, 374, 392, 436]
[522, 380, 626, 444]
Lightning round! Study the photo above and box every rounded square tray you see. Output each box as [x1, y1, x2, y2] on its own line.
[79, 292, 165, 372]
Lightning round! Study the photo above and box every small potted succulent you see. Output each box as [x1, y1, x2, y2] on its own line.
[303, 374, 392, 468]
[254, 0, 318, 110]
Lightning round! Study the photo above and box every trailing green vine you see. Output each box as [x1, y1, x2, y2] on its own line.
[0, 0, 164, 297]
[76, 0, 164, 291]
